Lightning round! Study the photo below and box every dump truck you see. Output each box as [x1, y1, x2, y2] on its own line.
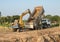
[11, 6, 45, 32]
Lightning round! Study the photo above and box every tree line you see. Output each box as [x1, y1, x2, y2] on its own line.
[0, 15, 60, 25]
[0, 15, 20, 25]
[45, 15, 60, 24]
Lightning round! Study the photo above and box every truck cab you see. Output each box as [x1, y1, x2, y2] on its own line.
[42, 18, 51, 28]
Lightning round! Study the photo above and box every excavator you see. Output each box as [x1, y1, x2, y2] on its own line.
[12, 6, 45, 32]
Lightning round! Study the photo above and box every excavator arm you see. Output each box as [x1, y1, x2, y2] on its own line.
[19, 9, 31, 28]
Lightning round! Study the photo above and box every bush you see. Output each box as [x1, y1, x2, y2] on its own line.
[51, 24, 59, 27]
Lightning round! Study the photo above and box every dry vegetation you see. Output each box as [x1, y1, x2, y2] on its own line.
[0, 26, 60, 42]
[0, 26, 12, 32]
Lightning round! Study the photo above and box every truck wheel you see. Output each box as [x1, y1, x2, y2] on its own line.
[13, 28, 17, 32]
[19, 27, 23, 32]
[47, 24, 50, 28]
[34, 26, 38, 30]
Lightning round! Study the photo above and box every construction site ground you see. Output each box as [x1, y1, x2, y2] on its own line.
[0, 26, 60, 42]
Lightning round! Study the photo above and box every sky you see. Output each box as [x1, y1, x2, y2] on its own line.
[0, 0, 60, 17]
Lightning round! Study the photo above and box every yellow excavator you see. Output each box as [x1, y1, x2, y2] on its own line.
[12, 6, 44, 32]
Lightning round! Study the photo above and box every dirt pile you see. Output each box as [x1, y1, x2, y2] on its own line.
[0, 27, 60, 42]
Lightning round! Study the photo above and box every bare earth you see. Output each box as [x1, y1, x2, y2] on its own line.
[0, 26, 60, 42]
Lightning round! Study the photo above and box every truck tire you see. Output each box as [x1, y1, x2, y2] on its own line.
[47, 24, 50, 28]
[19, 27, 24, 32]
[33, 26, 37, 30]
[13, 28, 18, 32]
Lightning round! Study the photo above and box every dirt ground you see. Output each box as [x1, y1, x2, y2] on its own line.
[0, 26, 60, 42]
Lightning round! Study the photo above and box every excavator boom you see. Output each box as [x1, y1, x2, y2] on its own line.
[19, 9, 31, 28]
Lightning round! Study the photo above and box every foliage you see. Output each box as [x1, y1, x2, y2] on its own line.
[0, 14, 60, 27]
[45, 15, 60, 23]
[0, 15, 20, 27]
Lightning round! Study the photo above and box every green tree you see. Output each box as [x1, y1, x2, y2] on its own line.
[51, 15, 60, 23]
[45, 15, 52, 20]
[12, 15, 20, 22]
